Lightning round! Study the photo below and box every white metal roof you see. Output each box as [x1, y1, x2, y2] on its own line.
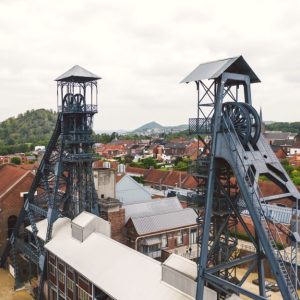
[124, 197, 183, 222]
[131, 208, 197, 235]
[72, 211, 97, 228]
[41, 216, 199, 300]
[163, 254, 197, 280]
[180, 56, 260, 83]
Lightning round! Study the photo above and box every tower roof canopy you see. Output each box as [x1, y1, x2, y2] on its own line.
[55, 65, 101, 83]
[180, 56, 260, 84]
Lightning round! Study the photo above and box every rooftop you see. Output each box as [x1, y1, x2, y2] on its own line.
[55, 65, 101, 83]
[130, 208, 197, 235]
[30, 213, 216, 300]
[180, 56, 260, 84]
[123, 197, 183, 222]
[0, 164, 33, 197]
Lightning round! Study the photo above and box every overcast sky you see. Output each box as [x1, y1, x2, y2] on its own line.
[0, 0, 299, 131]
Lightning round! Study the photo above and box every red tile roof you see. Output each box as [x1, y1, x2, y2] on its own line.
[0, 164, 32, 196]
[126, 166, 148, 176]
[116, 173, 125, 183]
[144, 169, 169, 184]
[181, 175, 198, 189]
[161, 171, 188, 187]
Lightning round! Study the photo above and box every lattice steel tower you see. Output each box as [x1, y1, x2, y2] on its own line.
[182, 56, 300, 300]
[0, 65, 101, 299]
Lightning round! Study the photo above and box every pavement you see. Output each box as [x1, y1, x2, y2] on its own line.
[236, 267, 300, 300]
[0, 269, 33, 300]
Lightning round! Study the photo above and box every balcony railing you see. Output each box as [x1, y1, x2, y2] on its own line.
[146, 250, 162, 259]
[189, 117, 212, 135]
[63, 153, 98, 162]
[58, 104, 98, 114]
[64, 134, 93, 144]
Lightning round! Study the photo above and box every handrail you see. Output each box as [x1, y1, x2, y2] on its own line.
[222, 115, 299, 298]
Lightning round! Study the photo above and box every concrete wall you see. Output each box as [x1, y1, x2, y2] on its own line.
[93, 168, 116, 199]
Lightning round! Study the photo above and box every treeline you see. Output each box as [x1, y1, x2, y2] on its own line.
[265, 122, 300, 133]
[0, 109, 57, 155]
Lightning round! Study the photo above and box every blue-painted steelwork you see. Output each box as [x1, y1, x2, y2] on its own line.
[182, 56, 300, 300]
[0, 66, 101, 299]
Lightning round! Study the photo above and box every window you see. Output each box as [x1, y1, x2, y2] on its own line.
[161, 234, 168, 248]
[67, 278, 74, 291]
[176, 231, 183, 246]
[49, 262, 56, 276]
[78, 286, 90, 300]
[190, 228, 197, 244]
[58, 269, 64, 283]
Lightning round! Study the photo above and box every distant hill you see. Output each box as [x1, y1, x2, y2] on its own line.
[0, 109, 57, 154]
[133, 121, 188, 134]
[133, 121, 164, 133]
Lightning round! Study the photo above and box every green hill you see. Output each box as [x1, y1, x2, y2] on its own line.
[265, 122, 300, 133]
[0, 109, 57, 155]
[133, 121, 164, 133]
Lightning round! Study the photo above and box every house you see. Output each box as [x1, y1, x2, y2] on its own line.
[290, 141, 300, 156]
[143, 169, 198, 191]
[270, 145, 287, 160]
[29, 212, 217, 300]
[0, 164, 35, 253]
[164, 143, 186, 157]
[126, 207, 198, 260]
[263, 131, 296, 145]
[95, 144, 126, 159]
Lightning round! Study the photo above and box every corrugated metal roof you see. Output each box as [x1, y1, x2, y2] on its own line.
[131, 208, 197, 235]
[124, 197, 183, 223]
[55, 65, 101, 82]
[241, 204, 299, 224]
[163, 254, 197, 280]
[180, 55, 260, 83]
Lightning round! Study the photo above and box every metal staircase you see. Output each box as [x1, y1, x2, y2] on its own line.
[221, 114, 299, 299]
[181, 56, 300, 300]
[0, 66, 101, 300]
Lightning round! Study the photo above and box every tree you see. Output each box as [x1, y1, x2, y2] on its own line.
[11, 157, 21, 165]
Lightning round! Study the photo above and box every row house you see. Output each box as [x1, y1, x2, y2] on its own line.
[124, 198, 198, 261]
[143, 169, 198, 191]
[0, 164, 35, 253]
[93, 166, 199, 261]
[95, 144, 126, 159]
[163, 143, 186, 157]
[264, 131, 296, 145]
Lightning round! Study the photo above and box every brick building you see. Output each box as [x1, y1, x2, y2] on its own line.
[0, 164, 35, 253]
[30, 212, 217, 300]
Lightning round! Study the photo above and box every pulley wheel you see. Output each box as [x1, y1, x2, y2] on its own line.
[222, 102, 251, 146]
[240, 103, 261, 146]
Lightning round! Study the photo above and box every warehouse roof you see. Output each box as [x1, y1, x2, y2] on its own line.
[130, 208, 197, 235]
[124, 197, 183, 222]
[29, 213, 218, 300]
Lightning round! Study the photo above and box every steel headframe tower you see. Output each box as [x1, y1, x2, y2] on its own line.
[181, 56, 300, 300]
[0, 65, 101, 299]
